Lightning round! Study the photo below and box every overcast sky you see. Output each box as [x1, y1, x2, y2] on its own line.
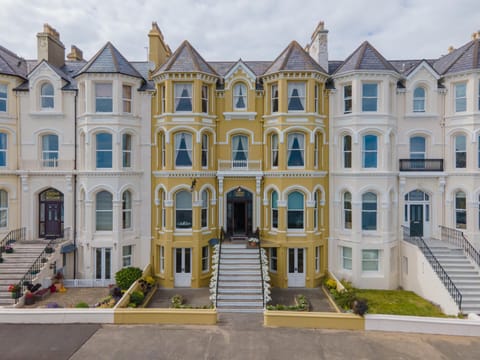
[1, 0, 479, 63]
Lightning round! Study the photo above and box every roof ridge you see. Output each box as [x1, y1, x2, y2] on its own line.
[473, 39, 479, 69]
[438, 40, 474, 75]
[367, 42, 398, 72]
[280, 41, 295, 70]
[108, 43, 120, 73]
[355, 41, 368, 69]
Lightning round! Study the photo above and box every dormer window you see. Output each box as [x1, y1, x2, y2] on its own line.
[233, 83, 247, 110]
[0, 84, 7, 112]
[95, 83, 113, 112]
[455, 83, 467, 112]
[174, 83, 192, 112]
[287, 82, 305, 111]
[413, 87, 425, 112]
[40, 83, 54, 109]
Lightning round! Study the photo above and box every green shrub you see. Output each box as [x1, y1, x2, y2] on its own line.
[75, 302, 89, 308]
[325, 278, 337, 290]
[127, 302, 137, 308]
[130, 290, 145, 306]
[171, 294, 184, 308]
[115, 267, 143, 290]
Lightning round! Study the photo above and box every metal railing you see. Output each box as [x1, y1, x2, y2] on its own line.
[0, 227, 25, 252]
[218, 160, 262, 171]
[402, 226, 462, 309]
[399, 159, 444, 171]
[215, 227, 226, 308]
[440, 226, 480, 268]
[254, 227, 266, 308]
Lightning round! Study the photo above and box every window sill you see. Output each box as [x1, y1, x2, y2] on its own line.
[287, 232, 306, 237]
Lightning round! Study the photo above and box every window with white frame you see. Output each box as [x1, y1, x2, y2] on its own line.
[287, 132, 305, 167]
[362, 192, 377, 230]
[201, 133, 208, 168]
[314, 191, 319, 230]
[201, 245, 209, 272]
[40, 83, 54, 109]
[42, 134, 59, 167]
[122, 85, 132, 113]
[478, 135, 480, 168]
[271, 133, 279, 168]
[455, 191, 466, 229]
[122, 190, 132, 229]
[175, 132, 193, 167]
[161, 85, 166, 113]
[160, 191, 166, 229]
[96, 191, 113, 231]
[96, 132, 112, 168]
[0, 132, 7, 167]
[478, 80, 480, 110]
[0, 190, 7, 228]
[287, 82, 306, 111]
[343, 135, 352, 168]
[122, 133, 132, 168]
[314, 134, 319, 168]
[410, 136, 426, 159]
[159, 245, 165, 273]
[271, 84, 278, 113]
[455, 83, 467, 112]
[175, 190, 192, 229]
[362, 249, 379, 271]
[287, 191, 304, 229]
[455, 135, 466, 168]
[95, 83, 112, 112]
[362, 134, 378, 168]
[174, 83, 193, 112]
[343, 192, 352, 229]
[362, 83, 378, 112]
[344, 84, 352, 113]
[315, 246, 321, 273]
[0, 84, 7, 112]
[314, 84, 319, 113]
[201, 84, 208, 113]
[269, 248, 278, 272]
[478, 195, 480, 230]
[201, 190, 208, 228]
[271, 191, 278, 229]
[341, 246, 352, 270]
[413, 87, 425, 112]
[161, 132, 166, 168]
[232, 135, 248, 167]
[233, 83, 247, 110]
[122, 245, 133, 267]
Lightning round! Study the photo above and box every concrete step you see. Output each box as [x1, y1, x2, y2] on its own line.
[218, 288, 263, 294]
[221, 248, 258, 254]
[217, 301, 263, 307]
[219, 264, 260, 270]
[219, 275, 262, 281]
[216, 308, 264, 313]
[219, 270, 260, 276]
[461, 307, 480, 314]
[220, 259, 260, 265]
[448, 275, 480, 281]
[221, 243, 249, 249]
[217, 294, 263, 300]
[218, 282, 262, 288]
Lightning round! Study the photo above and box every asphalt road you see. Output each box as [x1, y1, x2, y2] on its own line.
[2, 314, 480, 360]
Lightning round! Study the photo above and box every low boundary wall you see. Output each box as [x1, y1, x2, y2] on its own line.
[264, 310, 364, 330]
[114, 308, 217, 325]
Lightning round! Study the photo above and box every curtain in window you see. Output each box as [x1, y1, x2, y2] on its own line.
[42, 134, 59, 166]
[271, 134, 279, 167]
[96, 191, 113, 231]
[232, 135, 248, 164]
[287, 133, 304, 166]
[288, 83, 305, 111]
[175, 84, 192, 111]
[288, 191, 304, 229]
[234, 84, 247, 109]
[201, 134, 208, 167]
[175, 133, 192, 166]
[362, 250, 379, 271]
[176, 190, 192, 229]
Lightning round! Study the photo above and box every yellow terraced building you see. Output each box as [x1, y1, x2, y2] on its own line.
[149, 23, 330, 288]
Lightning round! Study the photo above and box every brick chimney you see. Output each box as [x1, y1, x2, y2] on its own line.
[37, 24, 65, 68]
[307, 21, 329, 73]
[67, 45, 84, 61]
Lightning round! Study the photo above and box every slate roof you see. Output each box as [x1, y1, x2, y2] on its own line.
[208, 60, 272, 77]
[264, 41, 326, 75]
[131, 61, 155, 90]
[0, 45, 27, 79]
[75, 42, 143, 78]
[157, 41, 218, 76]
[434, 39, 480, 75]
[334, 41, 398, 75]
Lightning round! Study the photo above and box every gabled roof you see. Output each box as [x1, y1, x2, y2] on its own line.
[223, 59, 257, 80]
[156, 40, 218, 76]
[334, 41, 398, 75]
[0, 45, 27, 79]
[75, 42, 143, 78]
[434, 38, 480, 75]
[264, 41, 326, 75]
[209, 61, 271, 76]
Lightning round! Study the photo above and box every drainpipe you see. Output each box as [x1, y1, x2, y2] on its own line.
[73, 89, 78, 279]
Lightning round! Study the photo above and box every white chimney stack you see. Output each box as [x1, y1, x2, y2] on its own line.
[308, 21, 329, 73]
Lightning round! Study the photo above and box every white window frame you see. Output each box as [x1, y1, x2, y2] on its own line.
[0, 84, 7, 112]
[455, 134, 466, 169]
[201, 190, 208, 228]
[314, 84, 319, 113]
[95, 191, 113, 231]
[455, 191, 467, 230]
[287, 132, 305, 168]
[287, 82, 306, 112]
[271, 84, 278, 113]
[122, 245, 133, 267]
[269, 248, 278, 272]
[41, 134, 59, 168]
[315, 246, 320, 273]
[122, 84, 132, 113]
[174, 83, 193, 112]
[287, 191, 304, 231]
[174, 132, 193, 168]
[271, 191, 278, 230]
[271, 133, 279, 168]
[40, 83, 54, 109]
[0, 132, 7, 167]
[161, 85, 166, 113]
[455, 83, 467, 112]
[343, 135, 352, 168]
[341, 246, 352, 270]
[122, 190, 132, 229]
[343, 84, 352, 113]
[201, 245, 209, 273]
[95, 83, 113, 113]
[362, 192, 377, 231]
[201, 84, 209, 113]
[413, 87, 426, 112]
[233, 83, 247, 110]
[122, 133, 132, 169]
[159, 246, 165, 273]
[362, 83, 378, 112]
[362, 249, 380, 272]
[343, 192, 352, 230]
[362, 134, 378, 169]
[201, 133, 208, 168]
[0, 190, 8, 228]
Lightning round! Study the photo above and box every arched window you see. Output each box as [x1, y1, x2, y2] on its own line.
[96, 191, 113, 231]
[41, 83, 54, 109]
[271, 191, 278, 229]
[413, 87, 425, 112]
[122, 190, 132, 229]
[314, 191, 319, 230]
[201, 133, 208, 168]
[0, 190, 7, 228]
[343, 135, 352, 168]
[96, 133, 112, 168]
[42, 134, 58, 167]
[0, 132, 7, 167]
[232, 135, 248, 168]
[287, 191, 304, 229]
[410, 136, 426, 159]
[201, 190, 208, 228]
[455, 191, 466, 229]
[271, 133, 279, 168]
[362, 134, 378, 168]
[176, 190, 192, 229]
[233, 83, 247, 110]
[343, 192, 352, 229]
[287, 132, 305, 167]
[362, 192, 377, 230]
[122, 134, 132, 168]
[455, 135, 466, 168]
[175, 132, 193, 167]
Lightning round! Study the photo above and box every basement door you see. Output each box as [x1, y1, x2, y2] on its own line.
[288, 248, 305, 287]
[174, 248, 192, 287]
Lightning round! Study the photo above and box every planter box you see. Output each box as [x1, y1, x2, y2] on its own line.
[246, 242, 258, 249]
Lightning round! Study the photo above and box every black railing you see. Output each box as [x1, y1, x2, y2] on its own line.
[0, 227, 26, 251]
[440, 226, 480, 268]
[215, 227, 225, 308]
[254, 227, 266, 308]
[402, 226, 462, 309]
[399, 159, 444, 171]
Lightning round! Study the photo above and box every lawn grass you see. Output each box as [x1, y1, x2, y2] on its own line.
[355, 289, 447, 317]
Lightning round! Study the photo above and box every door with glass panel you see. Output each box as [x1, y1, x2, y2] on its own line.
[287, 248, 305, 287]
[404, 190, 430, 238]
[174, 248, 192, 287]
[95, 247, 112, 282]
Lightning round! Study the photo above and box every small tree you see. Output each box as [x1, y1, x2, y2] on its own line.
[115, 267, 142, 290]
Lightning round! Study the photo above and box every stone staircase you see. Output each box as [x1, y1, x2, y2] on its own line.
[427, 240, 480, 314]
[216, 242, 264, 313]
[0, 242, 48, 306]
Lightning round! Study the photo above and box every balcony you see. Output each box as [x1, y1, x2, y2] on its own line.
[399, 159, 444, 172]
[217, 160, 262, 172]
[20, 159, 75, 171]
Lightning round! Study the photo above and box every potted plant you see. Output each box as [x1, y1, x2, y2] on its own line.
[52, 271, 64, 291]
[8, 284, 21, 299]
[4, 245, 13, 254]
[45, 246, 54, 254]
[24, 291, 35, 306]
[247, 237, 259, 249]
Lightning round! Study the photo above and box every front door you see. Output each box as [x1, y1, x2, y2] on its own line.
[45, 202, 61, 237]
[39, 188, 64, 239]
[174, 248, 192, 287]
[226, 188, 253, 237]
[288, 248, 305, 287]
[233, 202, 246, 235]
[410, 204, 423, 237]
[95, 247, 112, 281]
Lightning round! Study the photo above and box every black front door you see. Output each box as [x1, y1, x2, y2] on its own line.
[410, 204, 423, 237]
[226, 188, 252, 237]
[233, 202, 246, 235]
[45, 202, 61, 237]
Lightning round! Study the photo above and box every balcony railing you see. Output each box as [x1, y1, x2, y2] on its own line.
[218, 160, 262, 171]
[399, 159, 443, 172]
[20, 159, 74, 170]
